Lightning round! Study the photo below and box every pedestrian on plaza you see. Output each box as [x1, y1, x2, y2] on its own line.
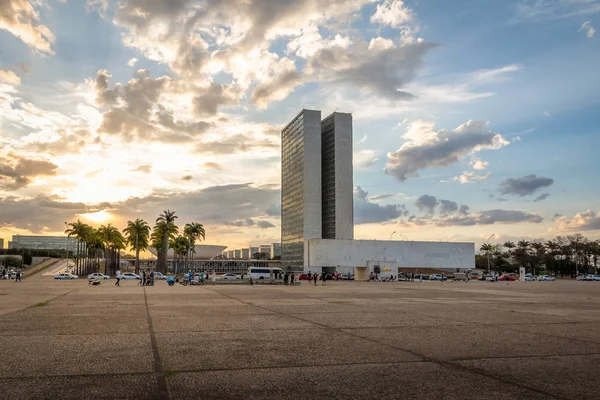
[211, 270, 216, 285]
[290, 272, 295, 286]
[321, 271, 326, 285]
[15, 269, 21, 282]
[307, 271, 312, 281]
[150, 270, 155, 286]
[313, 273, 318, 286]
[115, 269, 121, 286]
[284, 272, 289, 285]
[140, 270, 145, 286]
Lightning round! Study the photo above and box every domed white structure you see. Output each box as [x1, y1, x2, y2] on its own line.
[148, 244, 226, 260]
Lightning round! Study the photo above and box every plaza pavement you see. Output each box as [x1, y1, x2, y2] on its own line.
[1, 273, 600, 399]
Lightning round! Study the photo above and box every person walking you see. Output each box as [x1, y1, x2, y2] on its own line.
[321, 271, 326, 286]
[150, 270, 155, 286]
[313, 272, 318, 286]
[290, 272, 295, 286]
[115, 269, 121, 286]
[140, 270, 145, 286]
[15, 269, 21, 282]
[211, 270, 216, 285]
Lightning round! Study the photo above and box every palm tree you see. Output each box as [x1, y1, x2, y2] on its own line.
[155, 210, 178, 274]
[87, 228, 104, 274]
[98, 224, 125, 275]
[503, 241, 516, 257]
[123, 219, 151, 274]
[170, 236, 190, 274]
[183, 222, 205, 271]
[65, 220, 92, 275]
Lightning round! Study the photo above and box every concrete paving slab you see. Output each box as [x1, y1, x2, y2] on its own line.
[165, 362, 551, 400]
[0, 334, 154, 378]
[151, 313, 314, 332]
[345, 325, 600, 361]
[457, 354, 600, 400]
[501, 322, 600, 344]
[156, 329, 422, 372]
[0, 314, 149, 335]
[0, 373, 157, 400]
[289, 310, 463, 329]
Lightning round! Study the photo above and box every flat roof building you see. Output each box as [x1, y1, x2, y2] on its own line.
[8, 235, 79, 251]
[270, 242, 281, 259]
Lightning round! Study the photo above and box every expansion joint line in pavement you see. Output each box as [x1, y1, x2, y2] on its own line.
[207, 287, 569, 400]
[0, 289, 80, 318]
[143, 287, 169, 400]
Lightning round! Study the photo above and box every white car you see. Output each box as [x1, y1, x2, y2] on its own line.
[87, 273, 109, 280]
[153, 272, 168, 280]
[524, 274, 536, 281]
[538, 275, 556, 281]
[120, 273, 139, 280]
[55, 273, 78, 280]
[222, 273, 241, 280]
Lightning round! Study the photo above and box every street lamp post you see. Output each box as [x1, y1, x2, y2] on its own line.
[64, 222, 70, 273]
[486, 234, 495, 274]
[390, 231, 397, 240]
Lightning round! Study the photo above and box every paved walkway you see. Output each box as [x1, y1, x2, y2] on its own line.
[1, 274, 599, 399]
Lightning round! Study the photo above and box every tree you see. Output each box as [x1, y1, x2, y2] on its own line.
[253, 252, 268, 260]
[480, 243, 494, 272]
[503, 241, 516, 258]
[123, 219, 151, 274]
[170, 236, 190, 274]
[98, 224, 125, 275]
[183, 222, 205, 270]
[65, 220, 92, 275]
[155, 210, 178, 274]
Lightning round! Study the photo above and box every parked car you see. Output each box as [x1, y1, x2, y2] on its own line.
[591, 275, 600, 281]
[429, 274, 447, 281]
[499, 275, 516, 281]
[576, 274, 591, 281]
[153, 272, 168, 280]
[120, 273, 139, 280]
[538, 275, 556, 281]
[222, 273, 241, 280]
[55, 273, 78, 280]
[87, 273, 109, 280]
[297, 273, 310, 280]
[524, 274, 536, 281]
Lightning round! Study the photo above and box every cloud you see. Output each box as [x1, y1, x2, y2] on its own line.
[192, 82, 239, 116]
[470, 64, 522, 83]
[514, 0, 600, 22]
[196, 134, 279, 155]
[451, 171, 490, 184]
[265, 203, 281, 217]
[439, 199, 458, 215]
[543, 110, 551, 117]
[555, 210, 600, 231]
[181, 175, 193, 181]
[400, 208, 543, 227]
[25, 128, 93, 156]
[415, 194, 438, 214]
[0, 156, 58, 189]
[250, 61, 303, 109]
[0, 69, 20, 85]
[0, 0, 55, 54]
[203, 162, 222, 170]
[127, 57, 138, 67]
[385, 120, 509, 182]
[533, 193, 550, 202]
[471, 158, 488, 170]
[354, 186, 407, 224]
[130, 165, 152, 173]
[370, 0, 414, 28]
[354, 149, 378, 169]
[367, 193, 408, 202]
[580, 21, 596, 38]
[499, 174, 554, 196]
[226, 218, 275, 229]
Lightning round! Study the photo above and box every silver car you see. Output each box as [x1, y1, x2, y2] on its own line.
[87, 273, 109, 280]
[55, 273, 78, 280]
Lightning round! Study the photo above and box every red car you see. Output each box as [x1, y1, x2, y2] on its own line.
[297, 273, 310, 280]
[499, 275, 516, 281]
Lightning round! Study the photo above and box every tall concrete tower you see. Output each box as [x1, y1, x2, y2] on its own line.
[281, 109, 354, 269]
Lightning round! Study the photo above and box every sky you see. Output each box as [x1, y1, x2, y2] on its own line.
[0, 0, 599, 252]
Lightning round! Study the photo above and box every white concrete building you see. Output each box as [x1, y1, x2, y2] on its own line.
[304, 239, 475, 279]
[227, 250, 234, 259]
[241, 248, 250, 260]
[234, 249, 241, 259]
[9, 235, 80, 251]
[249, 246, 259, 258]
[270, 242, 281, 259]
[0, 238, 3, 249]
[259, 245, 270, 255]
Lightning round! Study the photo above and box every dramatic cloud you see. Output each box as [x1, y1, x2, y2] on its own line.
[265, 203, 281, 217]
[192, 83, 239, 116]
[385, 120, 509, 182]
[415, 194, 437, 214]
[580, 21, 596, 38]
[400, 208, 543, 227]
[514, 0, 600, 22]
[354, 186, 407, 224]
[555, 210, 600, 231]
[354, 149, 378, 169]
[499, 174, 554, 196]
[0, 157, 58, 189]
[0, 68, 20, 85]
[181, 175, 193, 181]
[130, 165, 152, 174]
[226, 218, 275, 229]
[196, 134, 279, 155]
[250, 59, 303, 109]
[0, 0, 55, 54]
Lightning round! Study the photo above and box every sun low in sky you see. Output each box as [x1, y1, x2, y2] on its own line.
[0, 0, 599, 249]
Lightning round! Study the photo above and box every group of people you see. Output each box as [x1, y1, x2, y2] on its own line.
[139, 270, 156, 286]
[185, 270, 217, 285]
[283, 271, 296, 285]
[1, 269, 22, 281]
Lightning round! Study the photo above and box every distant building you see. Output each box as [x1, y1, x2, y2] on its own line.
[221, 251, 228, 259]
[270, 243, 281, 259]
[259, 245, 270, 255]
[9, 235, 80, 252]
[0, 238, 4, 249]
[227, 250, 234, 259]
[241, 248, 250, 260]
[234, 249, 241, 259]
[249, 246, 259, 258]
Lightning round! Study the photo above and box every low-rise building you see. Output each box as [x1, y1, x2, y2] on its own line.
[8, 235, 81, 252]
[249, 246, 259, 258]
[234, 249, 241, 259]
[270, 242, 281, 259]
[227, 250, 235, 259]
[241, 248, 250, 260]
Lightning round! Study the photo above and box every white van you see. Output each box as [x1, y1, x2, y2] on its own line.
[247, 267, 284, 280]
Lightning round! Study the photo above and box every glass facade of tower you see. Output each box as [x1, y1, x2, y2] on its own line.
[321, 114, 336, 239]
[281, 112, 307, 267]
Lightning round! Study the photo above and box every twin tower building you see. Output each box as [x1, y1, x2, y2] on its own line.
[281, 110, 354, 268]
